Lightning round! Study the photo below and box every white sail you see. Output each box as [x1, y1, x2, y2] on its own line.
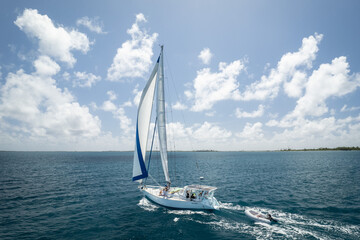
[156, 46, 170, 183]
[132, 57, 160, 181]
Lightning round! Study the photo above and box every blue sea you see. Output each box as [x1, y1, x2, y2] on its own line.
[1, 151, 360, 239]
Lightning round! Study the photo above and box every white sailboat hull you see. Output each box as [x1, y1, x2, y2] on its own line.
[141, 186, 220, 210]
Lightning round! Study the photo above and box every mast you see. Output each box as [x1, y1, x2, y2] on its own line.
[157, 45, 171, 184]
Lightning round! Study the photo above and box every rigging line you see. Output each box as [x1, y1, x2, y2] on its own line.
[163, 55, 177, 180]
[165, 76, 177, 183]
[164, 54, 201, 179]
[164, 56, 178, 184]
[148, 173, 162, 187]
[144, 117, 158, 185]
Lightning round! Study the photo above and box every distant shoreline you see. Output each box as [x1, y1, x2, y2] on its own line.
[279, 146, 360, 151]
[1, 147, 359, 152]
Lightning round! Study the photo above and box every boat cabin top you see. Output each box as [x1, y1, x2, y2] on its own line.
[182, 185, 217, 201]
[185, 185, 217, 191]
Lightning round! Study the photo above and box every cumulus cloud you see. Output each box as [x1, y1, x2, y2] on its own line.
[198, 48, 213, 65]
[186, 59, 246, 112]
[14, 9, 91, 67]
[34, 55, 60, 76]
[236, 122, 264, 140]
[193, 121, 232, 140]
[291, 56, 360, 118]
[166, 121, 232, 150]
[283, 71, 307, 98]
[172, 101, 187, 110]
[76, 16, 107, 34]
[132, 84, 142, 106]
[73, 71, 101, 87]
[101, 100, 117, 112]
[235, 104, 265, 118]
[114, 107, 132, 134]
[107, 13, 158, 81]
[0, 57, 101, 140]
[107, 90, 117, 101]
[263, 55, 360, 149]
[240, 33, 323, 100]
[99, 90, 132, 134]
[267, 116, 360, 149]
[341, 104, 360, 112]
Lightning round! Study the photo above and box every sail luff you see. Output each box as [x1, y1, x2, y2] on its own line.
[132, 57, 160, 181]
[157, 46, 171, 183]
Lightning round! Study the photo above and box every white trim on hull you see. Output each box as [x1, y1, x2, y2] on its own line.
[141, 186, 220, 210]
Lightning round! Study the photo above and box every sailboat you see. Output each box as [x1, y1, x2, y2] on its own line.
[132, 46, 220, 210]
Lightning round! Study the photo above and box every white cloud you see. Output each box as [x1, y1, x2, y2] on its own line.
[101, 100, 117, 112]
[107, 90, 117, 101]
[236, 122, 264, 140]
[205, 111, 215, 117]
[240, 33, 323, 100]
[122, 101, 133, 107]
[187, 59, 246, 111]
[198, 48, 213, 65]
[165, 121, 232, 150]
[99, 91, 133, 134]
[166, 122, 192, 139]
[114, 107, 132, 134]
[62, 71, 70, 81]
[34, 55, 60, 76]
[291, 56, 360, 118]
[267, 116, 360, 149]
[235, 104, 265, 118]
[283, 71, 307, 98]
[73, 71, 101, 87]
[107, 13, 158, 81]
[133, 84, 142, 106]
[0, 57, 101, 140]
[76, 16, 107, 34]
[192, 121, 232, 141]
[172, 101, 187, 110]
[14, 9, 91, 67]
[341, 104, 360, 112]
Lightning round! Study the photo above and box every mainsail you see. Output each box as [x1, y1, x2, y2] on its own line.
[132, 46, 170, 184]
[156, 46, 170, 183]
[132, 57, 159, 181]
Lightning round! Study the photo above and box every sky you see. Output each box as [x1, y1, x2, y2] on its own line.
[0, 0, 360, 151]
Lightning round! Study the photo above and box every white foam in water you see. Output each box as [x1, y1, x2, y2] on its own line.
[137, 199, 360, 239]
[244, 207, 360, 239]
[137, 197, 158, 211]
[219, 202, 245, 211]
[182, 203, 360, 239]
[167, 209, 211, 216]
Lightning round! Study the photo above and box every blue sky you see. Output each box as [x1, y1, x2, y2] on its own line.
[1, 0, 360, 151]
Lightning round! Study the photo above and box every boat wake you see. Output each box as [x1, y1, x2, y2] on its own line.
[219, 202, 246, 211]
[137, 198, 360, 239]
[185, 202, 360, 239]
[137, 197, 159, 212]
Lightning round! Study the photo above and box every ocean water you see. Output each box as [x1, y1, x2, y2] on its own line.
[1, 151, 360, 239]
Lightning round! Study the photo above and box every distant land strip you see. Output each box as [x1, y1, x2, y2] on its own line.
[280, 146, 360, 151]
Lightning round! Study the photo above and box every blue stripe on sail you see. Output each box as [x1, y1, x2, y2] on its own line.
[157, 55, 160, 63]
[132, 119, 148, 181]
